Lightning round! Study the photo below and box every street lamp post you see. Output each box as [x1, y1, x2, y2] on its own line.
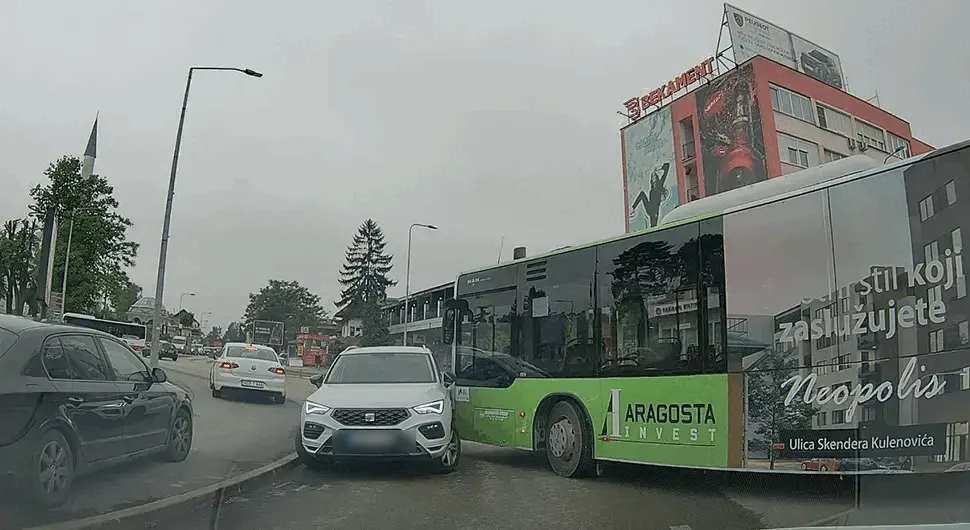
[403, 223, 438, 346]
[59, 206, 96, 315]
[178, 292, 196, 312]
[150, 66, 262, 368]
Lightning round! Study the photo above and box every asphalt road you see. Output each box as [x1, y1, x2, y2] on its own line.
[3, 359, 300, 529]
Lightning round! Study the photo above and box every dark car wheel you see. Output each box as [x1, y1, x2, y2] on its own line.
[165, 409, 193, 462]
[272, 393, 286, 405]
[28, 429, 75, 507]
[433, 428, 461, 474]
[546, 400, 595, 478]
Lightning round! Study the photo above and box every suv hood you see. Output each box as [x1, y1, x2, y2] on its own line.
[308, 383, 446, 409]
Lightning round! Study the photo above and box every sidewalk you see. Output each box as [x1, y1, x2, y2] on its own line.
[165, 356, 317, 402]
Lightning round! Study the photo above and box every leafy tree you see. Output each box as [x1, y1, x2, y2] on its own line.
[746, 347, 816, 469]
[108, 277, 142, 318]
[0, 219, 39, 315]
[178, 311, 196, 328]
[204, 326, 223, 346]
[336, 219, 396, 315]
[223, 321, 246, 343]
[359, 300, 389, 347]
[243, 279, 327, 342]
[29, 156, 138, 314]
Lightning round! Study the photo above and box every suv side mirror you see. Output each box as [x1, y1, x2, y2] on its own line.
[152, 367, 168, 383]
[309, 373, 324, 388]
[442, 371, 456, 386]
[441, 298, 469, 345]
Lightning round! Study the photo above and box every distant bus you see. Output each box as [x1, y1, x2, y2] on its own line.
[61, 312, 148, 352]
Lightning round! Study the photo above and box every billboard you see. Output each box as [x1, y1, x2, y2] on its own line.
[724, 3, 845, 90]
[253, 320, 284, 346]
[694, 63, 769, 196]
[622, 106, 677, 232]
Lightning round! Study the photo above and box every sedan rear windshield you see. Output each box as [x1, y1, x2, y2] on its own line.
[326, 353, 436, 384]
[225, 345, 278, 362]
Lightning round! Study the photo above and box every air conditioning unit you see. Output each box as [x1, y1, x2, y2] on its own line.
[846, 137, 857, 151]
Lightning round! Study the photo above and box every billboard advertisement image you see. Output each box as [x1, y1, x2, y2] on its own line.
[724, 3, 845, 90]
[622, 105, 677, 232]
[694, 63, 768, 196]
[253, 320, 284, 346]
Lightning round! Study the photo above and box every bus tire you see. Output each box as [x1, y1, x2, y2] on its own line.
[545, 400, 594, 478]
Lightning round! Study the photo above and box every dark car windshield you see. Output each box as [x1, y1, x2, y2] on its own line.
[326, 352, 436, 384]
[225, 345, 278, 362]
[0, 328, 16, 358]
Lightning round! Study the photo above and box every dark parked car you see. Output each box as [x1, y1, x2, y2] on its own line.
[0, 315, 193, 507]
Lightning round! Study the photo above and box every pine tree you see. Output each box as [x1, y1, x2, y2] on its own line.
[336, 219, 396, 315]
[360, 299, 390, 347]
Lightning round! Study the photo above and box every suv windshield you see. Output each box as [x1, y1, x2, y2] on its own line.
[225, 345, 277, 362]
[326, 352, 436, 384]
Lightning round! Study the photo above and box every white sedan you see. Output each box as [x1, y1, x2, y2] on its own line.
[209, 343, 287, 404]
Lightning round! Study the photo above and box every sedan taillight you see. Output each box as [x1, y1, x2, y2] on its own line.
[269, 367, 285, 376]
[219, 361, 239, 369]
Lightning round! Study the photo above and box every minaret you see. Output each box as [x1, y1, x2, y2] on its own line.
[81, 114, 97, 179]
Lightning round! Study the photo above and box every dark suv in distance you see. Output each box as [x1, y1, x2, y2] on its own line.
[0, 315, 194, 507]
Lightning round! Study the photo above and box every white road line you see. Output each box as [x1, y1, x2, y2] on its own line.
[670, 525, 692, 530]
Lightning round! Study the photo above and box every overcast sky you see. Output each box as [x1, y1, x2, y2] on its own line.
[2, 0, 966, 330]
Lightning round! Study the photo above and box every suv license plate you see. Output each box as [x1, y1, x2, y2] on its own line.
[240, 380, 265, 388]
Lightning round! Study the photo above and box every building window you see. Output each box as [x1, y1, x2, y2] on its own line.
[887, 132, 911, 159]
[925, 241, 940, 264]
[815, 303, 836, 351]
[832, 409, 847, 424]
[960, 321, 970, 345]
[837, 354, 850, 371]
[919, 195, 935, 221]
[824, 150, 847, 163]
[817, 105, 852, 136]
[771, 85, 814, 123]
[932, 422, 968, 463]
[856, 119, 887, 151]
[778, 133, 819, 168]
[946, 180, 957, 205]
[930, 328, 944, 353]
[815, 411, 828, 427]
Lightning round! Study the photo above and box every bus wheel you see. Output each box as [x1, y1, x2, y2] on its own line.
[545, 400, 594, 478]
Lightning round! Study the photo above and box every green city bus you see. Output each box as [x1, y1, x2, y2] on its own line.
[442, 140, 970, 477]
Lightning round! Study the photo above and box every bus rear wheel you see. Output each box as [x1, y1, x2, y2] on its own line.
[545, 400, 594, 478]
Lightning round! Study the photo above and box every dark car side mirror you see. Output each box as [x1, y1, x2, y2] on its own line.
[152, 367, 168, 383]
[442, 371, 456, 387]
[309, 373, 324, 388]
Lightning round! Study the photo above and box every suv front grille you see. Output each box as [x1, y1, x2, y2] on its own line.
[332, 408, 409, 427]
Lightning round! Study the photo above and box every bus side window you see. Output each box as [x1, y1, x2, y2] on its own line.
[597, 221, 706, 376]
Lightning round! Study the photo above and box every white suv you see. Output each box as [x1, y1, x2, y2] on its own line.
[296, 346, 460, 473]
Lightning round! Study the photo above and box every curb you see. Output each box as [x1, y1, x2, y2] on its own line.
[24, 453, 301, 530]
[163, 363, 309, 405]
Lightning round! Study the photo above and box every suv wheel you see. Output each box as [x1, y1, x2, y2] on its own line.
[29, 430, 75, 507]
[433, 428, 461, 473]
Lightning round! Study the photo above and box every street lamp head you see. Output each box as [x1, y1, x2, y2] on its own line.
[243, 69, 263, 78]
[426, 224, 438, 230]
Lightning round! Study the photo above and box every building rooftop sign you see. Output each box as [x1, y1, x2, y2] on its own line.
[623, 57, 715, 121]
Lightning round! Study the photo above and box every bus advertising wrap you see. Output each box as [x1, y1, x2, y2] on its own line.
[729, 147, 970, 473]
[622, 105, 678, 233]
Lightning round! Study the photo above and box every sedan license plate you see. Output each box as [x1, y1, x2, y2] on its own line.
[333, 430, 409, 455]
[240, 380, 265, 389]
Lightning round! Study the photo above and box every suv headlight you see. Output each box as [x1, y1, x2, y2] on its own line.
[413, 400, 444, 415]
[304, 400, 331, 415]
